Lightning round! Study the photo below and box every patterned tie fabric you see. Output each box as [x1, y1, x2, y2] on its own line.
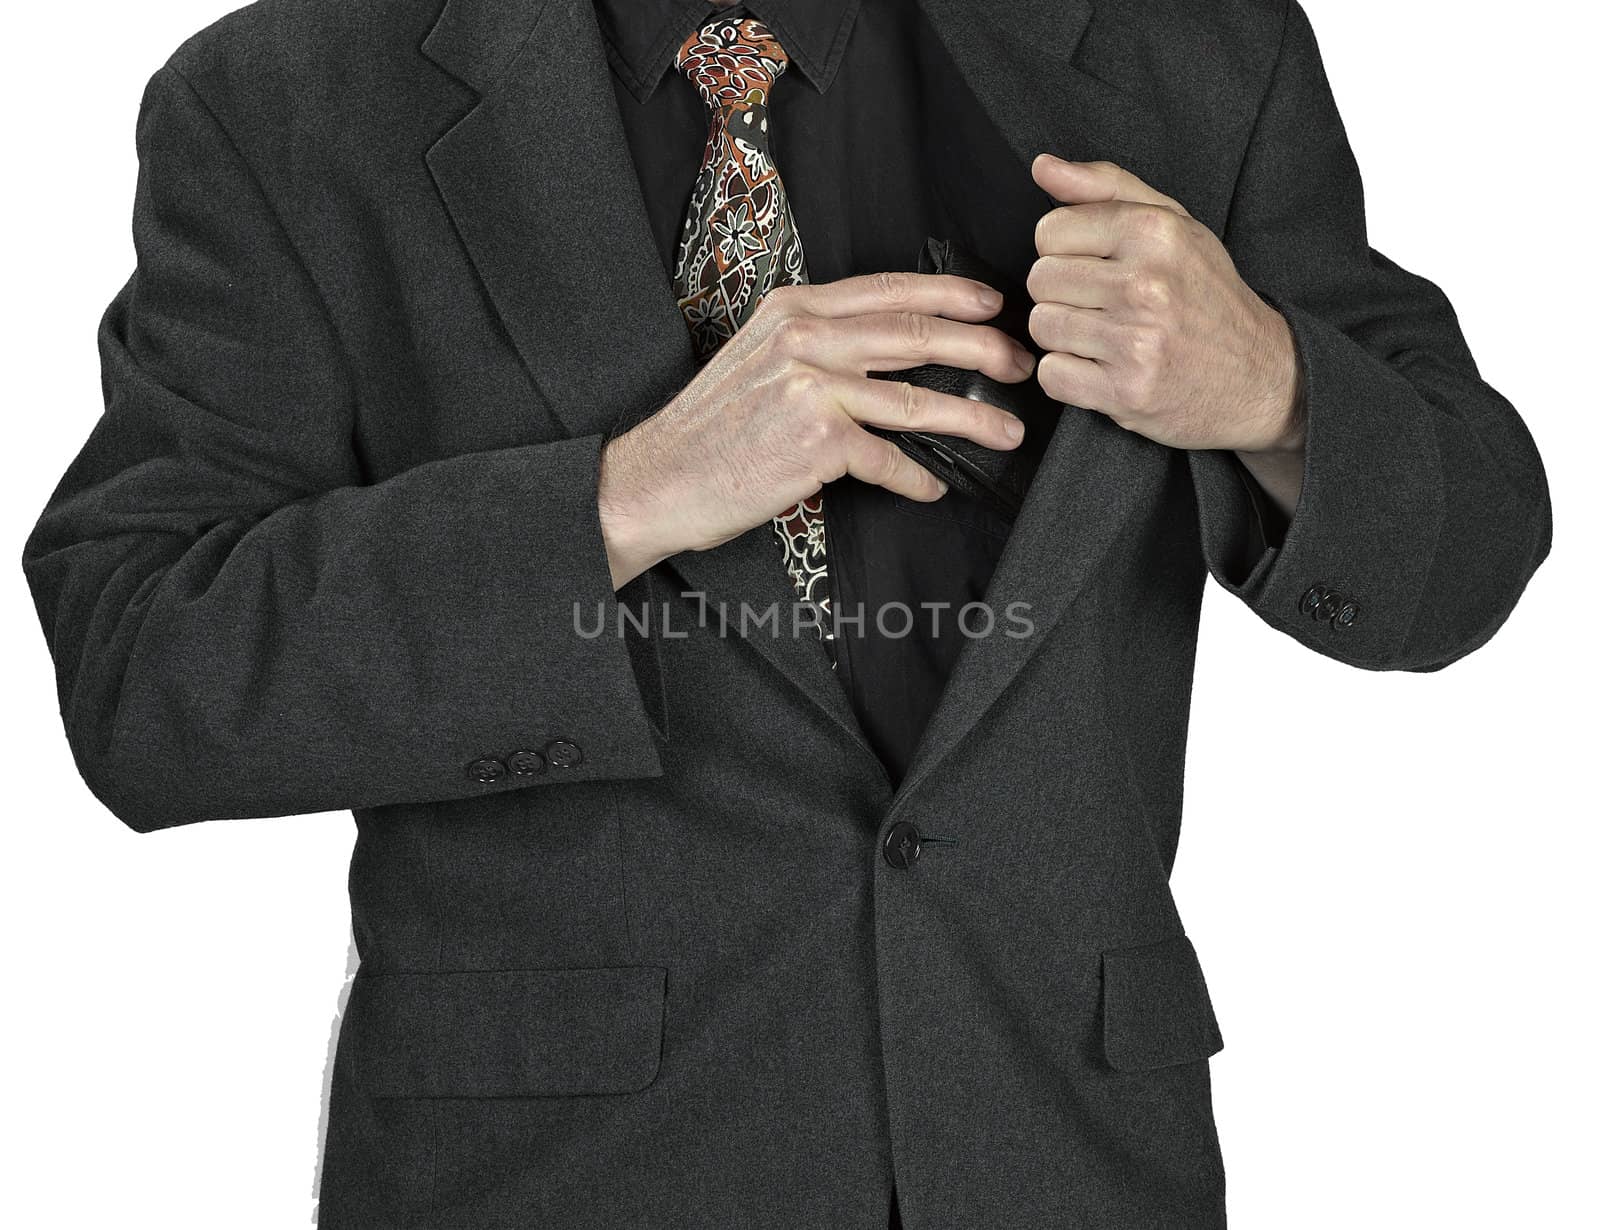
[672, 15, 834, 660]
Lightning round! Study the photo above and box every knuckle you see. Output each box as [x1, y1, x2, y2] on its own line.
[761, 283, 799, 315]
[1122, 325, 1157, 364]
[815, 408, 848, 448]
[896, 380, 926, 425]
[895, 310, 934, 353]
[854, 432, 892, 482]
[1121, 325, 1168, 377]
[795, 408, 842, 459]
[1028, 302, 1055, 346]
[779, 366, 824, 405]
[1036, 353, 1067, 400]
[1119, 368, 1159, 413]
[1129, 272, 1172, 313]
[872, 270, 915, 305]
[774, 313, 820, 356]
[1133, 206, 1180, 245]
[1025, 259, 1050, 302]
[1034, 209, 1061, 253]
[986, 328, 1017, 368]
[875, 437, 905, 480]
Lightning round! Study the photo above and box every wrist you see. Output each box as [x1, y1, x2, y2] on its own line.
[1243, 302, 1306, 455]
[597, 431, 674, 590]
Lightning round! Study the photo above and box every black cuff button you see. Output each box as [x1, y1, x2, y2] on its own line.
[467, 756, 507, 784]
[508, 749, 547, 776]
[545, 739, 584, 770]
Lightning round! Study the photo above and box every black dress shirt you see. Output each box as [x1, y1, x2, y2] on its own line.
[597, 0, 1054, 787]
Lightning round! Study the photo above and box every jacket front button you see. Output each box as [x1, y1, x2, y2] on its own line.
[545, 739, 584, 769]
[507, 749, 546, 776]
[883, 821, 923, 870]
[466, 756, 506, 784]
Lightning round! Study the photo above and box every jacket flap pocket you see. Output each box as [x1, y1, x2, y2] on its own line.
[1101, 935, 1223, 1073]
[345, 965, 667, 1097]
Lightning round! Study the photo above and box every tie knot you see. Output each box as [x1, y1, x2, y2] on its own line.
[675, 16, 790, 114]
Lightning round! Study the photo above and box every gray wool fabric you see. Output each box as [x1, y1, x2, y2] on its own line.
[20, 0, 1550, 1226]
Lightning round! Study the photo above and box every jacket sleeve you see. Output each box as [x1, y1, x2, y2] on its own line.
[20, 65, 664, 833]
[1187, 0, 1551, 671]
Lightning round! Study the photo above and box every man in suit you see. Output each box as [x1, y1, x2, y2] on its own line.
[22, 0, 1550, 1225]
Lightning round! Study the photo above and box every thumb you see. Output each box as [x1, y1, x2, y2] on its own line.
[1031, 153, 1188, 215]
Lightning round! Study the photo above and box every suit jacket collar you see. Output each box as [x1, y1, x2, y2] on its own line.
[594, 0, 862, 102]
[420, 0, 1174, 793]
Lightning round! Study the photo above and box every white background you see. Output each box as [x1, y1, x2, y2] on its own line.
[2, 1, 1593, 1226]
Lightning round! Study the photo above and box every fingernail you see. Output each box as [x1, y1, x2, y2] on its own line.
[934, 479, 949, 497]
[1003, 415, 1025, 442]
[980, 286, 1003, 310]
[1016, 349, 1037, 375]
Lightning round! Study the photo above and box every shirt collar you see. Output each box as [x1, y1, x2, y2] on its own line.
[595, 0, 861, 102]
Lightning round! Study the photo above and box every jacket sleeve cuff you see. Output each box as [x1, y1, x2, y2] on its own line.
[1188, 298, 1444, 669]
[442, 432, 666, 798]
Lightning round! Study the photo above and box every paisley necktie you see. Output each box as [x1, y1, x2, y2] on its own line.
[672, 14, 834, 660]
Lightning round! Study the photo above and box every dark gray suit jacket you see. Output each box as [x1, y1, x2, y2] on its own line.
[21, 0, 1550, 1225]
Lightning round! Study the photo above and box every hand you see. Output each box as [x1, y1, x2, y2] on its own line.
[1026, 154, 1304, 456]
[598, 272, 1039, 589]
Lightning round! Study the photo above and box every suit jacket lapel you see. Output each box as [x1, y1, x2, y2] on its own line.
[421, 0, 872, 755]
[422, 0, 694, 442]
[666, 528, 876, 759]
[916, 0, 1168, 182]
[892, 0, 1174, 801]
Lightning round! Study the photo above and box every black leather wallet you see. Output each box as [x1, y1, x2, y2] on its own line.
[869, 237, 1058, 518]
